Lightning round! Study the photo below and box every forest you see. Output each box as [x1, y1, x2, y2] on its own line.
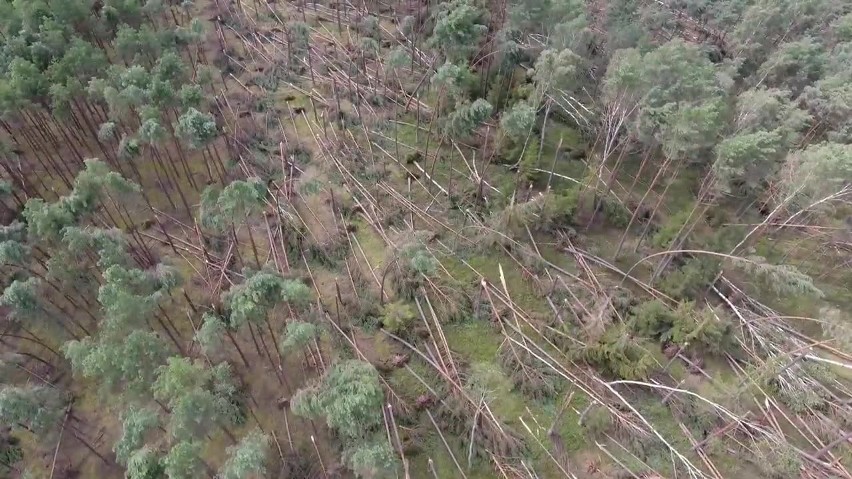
[0, 0, 851, 477]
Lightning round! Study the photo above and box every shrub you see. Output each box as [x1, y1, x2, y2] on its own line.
[650, 209, 692, 249]
[600, 197, 630, 228]
[630, 299, 680, 339]
[658, 256, 721, 300]
[753, 439, 801, 479]
[537, 187, 580, 230]
[582, 325, 656, 380]
[517, 140, 542, 183]
[630, 300, 736, 356]
[381, 301, 416, 333]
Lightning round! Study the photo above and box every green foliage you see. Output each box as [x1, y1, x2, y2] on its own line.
[119, 135, 142, 160]
[541, 187, 580, 228]
[409, 247, 438, 276]
[198, 186, 225, 232]
[732, 256, 824, 298]
[0, 385, 65, 435]
[834, 13, 852, 41]
[167, 389, 227, 441]
[195, 312, 226, 355]
[225, 270, 312, 327]
[64, 330, 170, 396]
[0, 221, 26, 243]
[153, 358, 240, 440]
[630, 299, 681, 339]
[153, 51, 187, 86]
[0, 435, 22, 475]
[735, 87, 811, 139]
[22, 160, 138, 243]
[115, 24, 167, 64]
[657, 97, 726, 160]
[358, 15, 380, 38]
[630, 300, 736, 355]
[199, 178, 265, 231]
[731, 0, 839, 72]
[175, 107, 217, 149]
[386, 47, 409, 73]
[443, 98, 492, 138]
[484, 188, 579, 243]
[344, 439, 398, 479]
[22, 198, 74, 242]
[606, 40, 727, 159]
[508, 0, 587, 45]
[713, 130, 784, 195]
[62, 226, 132, 269]
[114, 407, 159, 465]
[820, 307, 852, 352]
[650, 209, 692, 249]
[280, 320, 320, 350]
[0, 277, 41, 320]
[380, 301, 416, 334]
[97, 264, 177, 333]
[7, 59, 49, 101]
[0, 240, 29, 266]
[219, 429, 269, 479]
[602, 47, 643, 105]
[599, 197, 630, 228]
[500, 101, 536, 142]
[781, 142, 852, 212]
[3, 3, 852, 479]
[287, 21, 310, 57]
[429, 0, 488, 63]
[757, 36, 825, 94]
[69, 159, 139, 210]
[581, 406, 613, 438]
[219, 179, 266, 219]
[390, 243, 438, 298]
[658, 256, 721, 300]
[291, 360, 384, 439]
[764, 359, 832, 414]
[126, 446, 165, 479]
[504, 136, 539, 181]
[681, 309, 737, 356]
[430, 61, 474, 105]
[163, 441, 204, 479]
[359, 38, 380, 60]
[582, 325, 655, 380]
[139, 116, 167, 144]
[801, 70, 852, 142]
[153, 357, 209, 400]
[532, 48, 585, 100]
[753, 439, 802, 479]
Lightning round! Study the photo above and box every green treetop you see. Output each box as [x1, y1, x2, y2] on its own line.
[218, 429, 269, 479]
[292, 360, 384, 440]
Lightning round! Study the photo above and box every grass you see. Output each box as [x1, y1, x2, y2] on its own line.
[408, 433, 497, 479]
[443, 320, 500, 362]
[442, 251, 552, 316]
[444, 319, 590, 463]
[352, 219, 388, 270]
[389, 359, 439, 400]
[539, 121, 586, 178]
